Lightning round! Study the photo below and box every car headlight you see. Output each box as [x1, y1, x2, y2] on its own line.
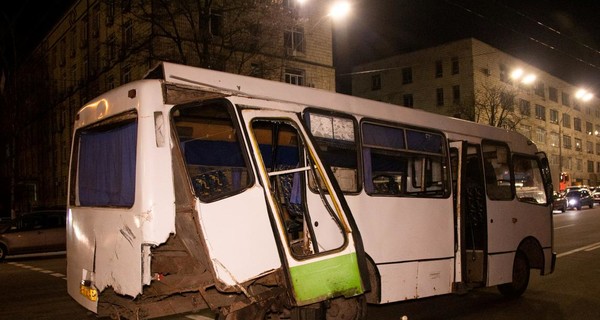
[568, 199, 578, 205]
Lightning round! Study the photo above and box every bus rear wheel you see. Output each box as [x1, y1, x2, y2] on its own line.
[497, 250, 530, 298]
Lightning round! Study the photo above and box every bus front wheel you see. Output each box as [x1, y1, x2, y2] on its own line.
[326, 295, 367, 320]
[497, 250, 530, 298]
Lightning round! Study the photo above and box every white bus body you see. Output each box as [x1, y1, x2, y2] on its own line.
[67, 62, 555, 319]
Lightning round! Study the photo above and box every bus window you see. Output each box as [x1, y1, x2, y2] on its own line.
[172, 102, 252, 202]
[72, 112, 138, 207]
[513, 155, 547, 204]
[362, 122, 448, 197]
[251, 119, 346, 257]
[482, 141, 513, 200]
[305, 112, 359, 193]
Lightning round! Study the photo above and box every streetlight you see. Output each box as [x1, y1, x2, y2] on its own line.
[575, 88, 594, 102]
[328, 1, 352, 21]
[510, 68, 537, 85]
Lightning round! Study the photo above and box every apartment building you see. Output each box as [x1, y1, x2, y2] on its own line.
[351, 38, 600, 190]
[2, 0, 337, 212]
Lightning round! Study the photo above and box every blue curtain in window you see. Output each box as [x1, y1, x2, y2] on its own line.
[78, 121, 137, 207]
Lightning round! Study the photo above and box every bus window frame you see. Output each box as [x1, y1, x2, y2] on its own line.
[481, 139, 515, 201]
[512, 153, 550, 206]
[303, 108, 361, 195]
[69, 110, 138, 208]
[360, 118, 451, 199]
[170, 99, 256, 203]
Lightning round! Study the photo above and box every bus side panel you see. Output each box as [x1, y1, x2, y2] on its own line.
[197, 186, 281, 287]
[378, 262, 418, 303]
[486, 200, 552, 286]
[416, 259, 454, 298]
[487, 252, 514, 286]
[347, 197, 454, 263]
[67, 208, 144, 311]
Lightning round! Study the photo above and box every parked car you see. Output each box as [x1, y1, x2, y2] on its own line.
[593, 190, 600, 204]
[565, 189, 594, 210]
[552, 192, 567, 213]
[0, 210, 66, 261]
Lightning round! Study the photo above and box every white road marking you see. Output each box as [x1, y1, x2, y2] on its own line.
[7, 262, 66, 280]
[557, 241, 600, 258]
[554, 224, 575, 230]
[584, 244, 600, 252]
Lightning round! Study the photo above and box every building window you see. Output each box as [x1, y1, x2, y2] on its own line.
[548, 87, 558, 102]
[597, 162, 600, 173]
[92, 5, 100, 37]
[107, 35, 116, 62]
[499, 63, 508, 82]
[123, 20, 133, 49]
[549, 109, 559, 124]
[562, 113, 571, 128]
[435, 60, 443, 78]
[534, 82, 545, 98]
[436, 88, 444, 106]
[451, 57, 459, 74]
[563, 135, 571, 149]
[576, 158, 582, 171]
[402, 67, 413, 84]
[122, 65, 131, 84]
[586, 121, 593, 135]
[575, 138, 582, 151]
[574, 117, 581, 131]
[106, 1, 115, 25]
[250, 63, 263, 78]
[284, 69, 304, 86]
[284, 27, 305, 54]
[587, 140, 594, 154]
[121, 0, 131, 12]
[71, 64, 78, 89]
[562, 92, 570, 106]
[549, 132, 559, 147]
[597, 142, 600, 155]
[403, 94, 414, 108]
[452, 85, 460, 104]
[520, 125, 532, 139]
[107, 75, 115, 90]
[536, 128, 546, 144]
[535, 104, 546, 120]
[596, 125, 600, 136]
[519, 99, 531, 116]
[371, 74, 381, 90]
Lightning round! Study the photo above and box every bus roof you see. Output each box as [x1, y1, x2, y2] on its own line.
[147, 62, 535, 152]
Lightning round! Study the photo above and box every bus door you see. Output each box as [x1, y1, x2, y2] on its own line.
[240, 109, 365, 306]
[451, 141, 487, 286]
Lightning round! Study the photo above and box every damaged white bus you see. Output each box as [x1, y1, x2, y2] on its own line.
[67, 62, 555, 319]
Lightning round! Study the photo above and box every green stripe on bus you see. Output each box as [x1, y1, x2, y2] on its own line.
[289, 252, 364, 304]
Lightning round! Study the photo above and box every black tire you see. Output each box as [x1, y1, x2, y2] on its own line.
[498, 251, 530, 298]
[577, 205, 582, 211]
[0, 244, 7, 262]
[561, 206, 566, 213]
[590, 203, 594, 209]
[326, 295, 367, 320]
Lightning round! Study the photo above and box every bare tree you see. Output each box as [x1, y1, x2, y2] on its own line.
[123, 0, 297, 78]
[474, 82, 521, 130]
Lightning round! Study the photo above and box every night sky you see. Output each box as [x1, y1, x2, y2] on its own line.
[334, 0, 600, 94]
[1, 0, 599, 95]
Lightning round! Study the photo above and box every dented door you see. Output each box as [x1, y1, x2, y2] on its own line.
[240, 108, 364, 306]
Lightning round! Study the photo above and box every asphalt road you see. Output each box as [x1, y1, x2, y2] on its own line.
[1, 206, 599, 320]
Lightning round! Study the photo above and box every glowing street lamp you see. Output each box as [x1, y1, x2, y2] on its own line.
[575, 88, 594, 102]
[328, 1, 352, 21]
[510, 68, 536, 85]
